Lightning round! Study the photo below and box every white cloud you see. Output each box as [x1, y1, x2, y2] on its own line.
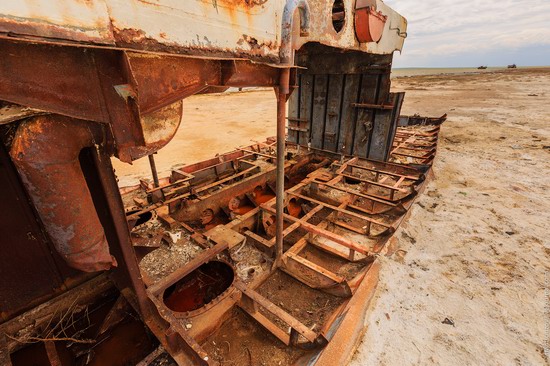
[384, 0, 550, 66]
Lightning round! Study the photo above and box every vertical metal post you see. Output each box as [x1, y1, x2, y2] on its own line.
[275, 68, 290, 265]
[148, 153, 160, 188]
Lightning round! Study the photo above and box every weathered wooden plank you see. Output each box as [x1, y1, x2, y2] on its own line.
[310, 75, 329, 149]
[281, 252, 352, 297]
[261, 204, 376, 256]
[285, 192, 392, 228]
[338, 74, 361, 155]
[353, 74, 379, 157]
[368, 109, 392, 160]
[299, 74, 314, 145]
[287, 76, 300, 144]
[383, 92, 406, 161]
[234, 281, 319, 343]
[239, 307, 290, 346]
[323, 74, 344, 152]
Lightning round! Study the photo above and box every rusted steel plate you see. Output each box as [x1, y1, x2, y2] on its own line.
[0, 39, 289, 162]
[0, 0, 406, 62]
[126, 53, 221, 115]
[312, 261, 380, 366]
[0, 104, 47, 125]
[108, 0, 281, 61]
[281, 252, 352, 297]
[235, 280, 325, 345]
[0, 0, 115, 44]
[0, 40, 108, 123]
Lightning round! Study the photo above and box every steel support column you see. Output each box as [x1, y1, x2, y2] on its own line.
[275, 68, 290, 264]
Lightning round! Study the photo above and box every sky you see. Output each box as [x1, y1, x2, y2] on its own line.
[384, 0, 550, 68]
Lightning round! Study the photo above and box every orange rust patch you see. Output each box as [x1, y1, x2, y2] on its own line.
[112, 26, 279, 62]
[218, 0, 268, 9]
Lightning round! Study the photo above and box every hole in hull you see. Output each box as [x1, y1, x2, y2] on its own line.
[126, 209, 153, 226]
[332, 0, 345, 33]
[344, 176, 361, 185]
[163, 261, 234, 312]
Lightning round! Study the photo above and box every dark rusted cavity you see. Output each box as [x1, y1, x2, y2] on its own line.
[10, 115, 117, 272]
[163, 261, 235, 313]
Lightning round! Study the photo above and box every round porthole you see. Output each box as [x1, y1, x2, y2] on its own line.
[332, 0, 345, 33]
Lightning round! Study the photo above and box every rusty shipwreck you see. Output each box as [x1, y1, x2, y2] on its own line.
[0, 1, 445, 365]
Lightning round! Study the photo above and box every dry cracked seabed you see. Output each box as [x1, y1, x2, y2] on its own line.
[350, 68, 550, 366]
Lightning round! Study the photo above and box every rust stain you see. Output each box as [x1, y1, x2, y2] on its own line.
[0, 16, 113, 44]
[198, 0, 267, 26]
[112, 26, 278, 62]
[241, 34, 277, 55]
[216, 0, 268, 9]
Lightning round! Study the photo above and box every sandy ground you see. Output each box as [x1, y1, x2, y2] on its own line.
[113, 68, 550, 365]
[350, 68, 550, 366]
[112, 89, 276, 187]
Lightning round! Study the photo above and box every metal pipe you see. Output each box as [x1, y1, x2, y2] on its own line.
[10, 115, 117, 272]
[148, 153, 160, 188]
[275, 68, 291, 264]
[280, 0, 311, 64]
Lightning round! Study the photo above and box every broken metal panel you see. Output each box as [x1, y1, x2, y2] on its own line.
[0, 104, 47, 126]
[323, 73, 345, 152]
[353, 73, 380, 157]
[369, 91, 405, 161]
[288, 44, 401, 161]
[0, 40, 288, 162]
[390, 122, 444, 166]
[383, 92, 406, 160]
[287, 79, 301, 143]
[124, 52, 222, 115]
[338, 74, 362, 155]
[297, 73, 314, 145]
[310, 74, 329, 150]
[398, 113, 448, 127]
[141, 101, 183, 148]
